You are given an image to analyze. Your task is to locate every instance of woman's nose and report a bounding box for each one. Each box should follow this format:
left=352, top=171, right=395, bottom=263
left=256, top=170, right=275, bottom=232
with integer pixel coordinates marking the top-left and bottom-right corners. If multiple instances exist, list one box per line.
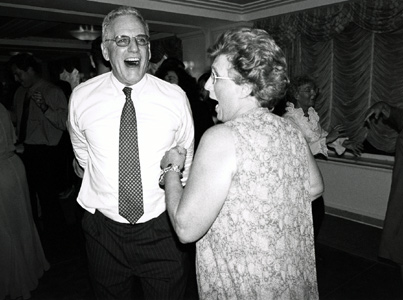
left=204, top=76, right=213, bottom=92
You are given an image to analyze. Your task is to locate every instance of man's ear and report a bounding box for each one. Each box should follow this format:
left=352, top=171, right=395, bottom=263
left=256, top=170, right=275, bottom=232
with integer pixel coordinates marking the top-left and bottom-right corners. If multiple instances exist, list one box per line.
left=148, top=44, right=151, bottom=62
left=101, top=43, right=110, bottom=62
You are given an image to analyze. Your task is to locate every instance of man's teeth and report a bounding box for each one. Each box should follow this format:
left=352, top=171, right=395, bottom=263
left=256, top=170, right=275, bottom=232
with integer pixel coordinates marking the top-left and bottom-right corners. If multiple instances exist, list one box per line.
left=125, top=58, right=140, bottom=66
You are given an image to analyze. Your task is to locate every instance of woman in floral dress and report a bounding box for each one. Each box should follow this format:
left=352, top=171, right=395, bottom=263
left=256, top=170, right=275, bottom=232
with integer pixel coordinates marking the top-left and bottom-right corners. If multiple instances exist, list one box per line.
left=159, top=28, right=324, bottom=299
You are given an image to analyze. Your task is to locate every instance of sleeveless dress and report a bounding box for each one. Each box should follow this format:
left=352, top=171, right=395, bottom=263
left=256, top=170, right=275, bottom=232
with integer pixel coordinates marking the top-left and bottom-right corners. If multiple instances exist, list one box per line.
left=0, top=103, right=49, bottom=299
left=196, top=107, right=319, bottom=299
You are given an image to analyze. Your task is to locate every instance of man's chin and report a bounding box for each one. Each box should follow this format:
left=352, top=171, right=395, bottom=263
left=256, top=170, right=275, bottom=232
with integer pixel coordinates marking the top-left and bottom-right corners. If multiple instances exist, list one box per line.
left=116, top=72, right=145, bottom=86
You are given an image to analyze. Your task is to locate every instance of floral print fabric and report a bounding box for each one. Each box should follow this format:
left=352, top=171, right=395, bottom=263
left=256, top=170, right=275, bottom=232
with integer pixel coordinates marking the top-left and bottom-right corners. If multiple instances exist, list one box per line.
left=196, top=107, right=319, bottom=300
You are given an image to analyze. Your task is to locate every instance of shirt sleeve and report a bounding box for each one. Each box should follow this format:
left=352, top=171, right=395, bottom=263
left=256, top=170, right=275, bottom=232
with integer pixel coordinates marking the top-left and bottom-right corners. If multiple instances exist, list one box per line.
left=328, top=137, right=347, bottom=155
left=285, top=113, right=329, bottom=157
left=67, top=91, right=88, bottom=171
left=175, top=95, right=195, bottom=184
left=43, top=87, right=68, bottom=131
left=309, top=137, right=329, bottom=157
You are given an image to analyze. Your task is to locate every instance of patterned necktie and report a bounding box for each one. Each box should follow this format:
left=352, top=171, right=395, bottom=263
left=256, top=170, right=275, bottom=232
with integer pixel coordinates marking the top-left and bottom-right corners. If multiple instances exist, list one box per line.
left=119, top=87, right=144, bottom=224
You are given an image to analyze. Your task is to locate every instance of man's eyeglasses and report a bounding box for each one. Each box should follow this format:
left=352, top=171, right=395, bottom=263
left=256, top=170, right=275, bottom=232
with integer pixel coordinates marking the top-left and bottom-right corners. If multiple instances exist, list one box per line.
left=104, top=35, right=150, bottom=47
left=210, top=71, right=233, bottom=85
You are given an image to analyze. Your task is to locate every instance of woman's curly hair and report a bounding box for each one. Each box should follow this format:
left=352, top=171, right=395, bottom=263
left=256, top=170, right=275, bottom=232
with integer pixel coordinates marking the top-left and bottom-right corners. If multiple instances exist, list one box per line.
left=208, top=27, right=289, bottom=109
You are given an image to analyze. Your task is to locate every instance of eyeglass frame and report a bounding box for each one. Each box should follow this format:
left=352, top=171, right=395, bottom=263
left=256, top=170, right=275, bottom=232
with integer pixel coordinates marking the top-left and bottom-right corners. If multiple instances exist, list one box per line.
left=210, top=71, right=233, bottom=85
left=104, top=34, right=150, bottom=47
left=298, top=87, right=319, bottom=94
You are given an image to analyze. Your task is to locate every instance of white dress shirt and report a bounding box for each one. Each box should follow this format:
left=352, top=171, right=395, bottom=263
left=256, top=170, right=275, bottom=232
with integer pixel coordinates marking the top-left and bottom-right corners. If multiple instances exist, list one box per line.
left=68, top=72, right=194, bottom=223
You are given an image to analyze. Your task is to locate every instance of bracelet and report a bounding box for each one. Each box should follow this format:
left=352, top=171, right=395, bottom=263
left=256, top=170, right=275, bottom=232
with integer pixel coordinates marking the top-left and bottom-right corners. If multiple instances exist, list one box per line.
left=159, top=164, right=182, bottom=186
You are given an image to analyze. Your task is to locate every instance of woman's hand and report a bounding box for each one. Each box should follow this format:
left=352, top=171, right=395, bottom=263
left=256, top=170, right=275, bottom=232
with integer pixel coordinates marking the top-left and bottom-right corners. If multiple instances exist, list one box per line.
left=161, top=146, right=187, bottom=169
left=342, top=140, right=364, bottom=156
left=326, top=124, right=346, bottom=143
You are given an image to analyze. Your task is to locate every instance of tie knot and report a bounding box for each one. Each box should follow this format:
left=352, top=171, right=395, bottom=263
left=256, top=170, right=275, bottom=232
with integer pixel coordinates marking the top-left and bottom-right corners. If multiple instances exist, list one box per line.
left=123, top=87, right=132, bottom=99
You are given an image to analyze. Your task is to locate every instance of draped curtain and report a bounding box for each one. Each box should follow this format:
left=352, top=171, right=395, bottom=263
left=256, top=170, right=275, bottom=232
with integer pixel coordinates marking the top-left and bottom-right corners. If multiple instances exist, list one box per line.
left=255, top=0, right=403, bottom=154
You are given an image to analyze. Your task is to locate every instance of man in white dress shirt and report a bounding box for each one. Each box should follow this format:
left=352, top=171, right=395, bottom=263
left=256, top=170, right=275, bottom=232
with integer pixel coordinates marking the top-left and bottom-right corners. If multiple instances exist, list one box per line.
left=67, top=6, right=195, bottom=299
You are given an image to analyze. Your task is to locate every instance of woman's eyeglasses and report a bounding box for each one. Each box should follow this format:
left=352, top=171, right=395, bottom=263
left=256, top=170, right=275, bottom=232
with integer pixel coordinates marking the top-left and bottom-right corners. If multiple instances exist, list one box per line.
left=104, top=35, right=150, bottom=47
left=299, top=87, right=319, bottom=94
left=210, top=72, right=233, bottom=85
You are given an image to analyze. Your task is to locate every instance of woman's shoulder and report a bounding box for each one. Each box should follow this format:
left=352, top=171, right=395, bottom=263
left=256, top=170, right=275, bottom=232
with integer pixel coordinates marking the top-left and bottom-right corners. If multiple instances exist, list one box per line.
left=196, top=124, right=236, bottom=153
left=202, top=124, right=233, bottom=141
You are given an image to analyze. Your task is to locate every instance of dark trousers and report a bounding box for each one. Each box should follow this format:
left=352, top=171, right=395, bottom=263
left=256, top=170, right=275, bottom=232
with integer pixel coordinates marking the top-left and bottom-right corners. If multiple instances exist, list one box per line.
left=312, top=196, right=325, bottom=241
left=21, top=144, right=65, bottom=230
left=57, top=130, right=75, bottom=191
left=82, top=210, right=191, bottom=300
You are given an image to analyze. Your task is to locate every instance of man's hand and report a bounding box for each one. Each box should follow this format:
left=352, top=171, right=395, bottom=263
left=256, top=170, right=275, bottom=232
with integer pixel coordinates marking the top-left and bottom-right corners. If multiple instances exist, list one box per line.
left=160, top=146, right=187, bottom=170
left=365, top=102, right=391, bottom=127
left=31, top=91, right=49, bottom=112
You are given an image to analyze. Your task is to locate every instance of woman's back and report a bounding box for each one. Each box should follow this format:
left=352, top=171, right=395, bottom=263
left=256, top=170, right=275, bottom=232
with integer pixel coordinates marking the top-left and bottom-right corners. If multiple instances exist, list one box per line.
left=196, top=107, right=318, bottom=299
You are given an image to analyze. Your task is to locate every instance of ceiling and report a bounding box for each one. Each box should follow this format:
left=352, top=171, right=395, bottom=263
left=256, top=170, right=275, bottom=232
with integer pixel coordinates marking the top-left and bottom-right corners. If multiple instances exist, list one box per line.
left=0, top=0, right=347, bottom=63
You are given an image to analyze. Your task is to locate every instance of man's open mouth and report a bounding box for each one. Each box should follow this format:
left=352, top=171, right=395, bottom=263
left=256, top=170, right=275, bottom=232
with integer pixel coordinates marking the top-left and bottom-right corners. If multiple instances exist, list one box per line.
left=125, top=58, right=140, bottom=66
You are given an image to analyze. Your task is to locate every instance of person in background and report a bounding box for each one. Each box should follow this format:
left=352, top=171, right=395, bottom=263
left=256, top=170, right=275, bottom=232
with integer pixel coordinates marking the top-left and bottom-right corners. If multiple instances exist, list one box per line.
left=158, top=56, right=185, bottom=71
left=67, top=6, right=195, bottom=299
left=90, top=36, right=111, bottom=76
left=160, top=27, right=323, bottom=299
left=278, top=75, right=363, bottom=241
left=197, top=71, right=218, bottom=124
left=281, top=75, right=363, bottom=157
left=148, top=43, right=167, bottom=75
left=156, top=65, right=214, bottom=151
left=47, top=62, right=76, bottom=202
left=365, top=101, right=403, bottom=283
left=0, top=102, right=49, bottom=300
left=8, top=52, right=68, bottom=233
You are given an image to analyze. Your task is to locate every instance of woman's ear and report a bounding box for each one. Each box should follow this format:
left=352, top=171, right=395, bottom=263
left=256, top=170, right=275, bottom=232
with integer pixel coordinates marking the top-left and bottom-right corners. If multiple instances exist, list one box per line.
left=240, top=83, right=253, bottom=99
left=294, top=90, right=300, bottom=101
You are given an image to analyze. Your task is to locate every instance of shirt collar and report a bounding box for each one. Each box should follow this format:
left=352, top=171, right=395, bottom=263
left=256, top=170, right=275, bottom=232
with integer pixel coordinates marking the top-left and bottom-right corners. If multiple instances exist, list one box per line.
left=110, top=73, right=148, bottom=96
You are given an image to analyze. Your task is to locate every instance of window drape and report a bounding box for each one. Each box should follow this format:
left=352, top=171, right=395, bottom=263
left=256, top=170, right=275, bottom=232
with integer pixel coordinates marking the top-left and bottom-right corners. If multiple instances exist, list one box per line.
left=255, top=0, right=403, bottom=153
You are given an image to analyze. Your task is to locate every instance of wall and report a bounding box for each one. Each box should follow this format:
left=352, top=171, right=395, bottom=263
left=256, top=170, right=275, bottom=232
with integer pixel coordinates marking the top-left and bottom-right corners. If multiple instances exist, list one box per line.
left=180, top=21, right=253, bottom=80
left=181, top=32, right=208, bottom=81
left=317, top=153, right=393, bottom=227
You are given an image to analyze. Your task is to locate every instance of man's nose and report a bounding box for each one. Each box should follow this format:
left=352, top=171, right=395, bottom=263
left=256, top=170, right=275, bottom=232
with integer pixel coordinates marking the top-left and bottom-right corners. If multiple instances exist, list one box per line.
left=127, top=38, right=139, bottom=52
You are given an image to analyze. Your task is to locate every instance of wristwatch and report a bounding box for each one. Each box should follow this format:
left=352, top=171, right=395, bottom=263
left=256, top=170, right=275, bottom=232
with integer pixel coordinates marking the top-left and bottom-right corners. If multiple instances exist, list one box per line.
left=159, top=164, right=183, bottom=186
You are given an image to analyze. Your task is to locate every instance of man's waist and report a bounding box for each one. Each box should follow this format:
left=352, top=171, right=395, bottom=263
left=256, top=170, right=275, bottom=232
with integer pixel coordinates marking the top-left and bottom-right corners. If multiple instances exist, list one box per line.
left=22, top=127, right=63, bottom=146
left=77, top=196, right=166, bottom=224
left=93, top=209, right=166, bottom=226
